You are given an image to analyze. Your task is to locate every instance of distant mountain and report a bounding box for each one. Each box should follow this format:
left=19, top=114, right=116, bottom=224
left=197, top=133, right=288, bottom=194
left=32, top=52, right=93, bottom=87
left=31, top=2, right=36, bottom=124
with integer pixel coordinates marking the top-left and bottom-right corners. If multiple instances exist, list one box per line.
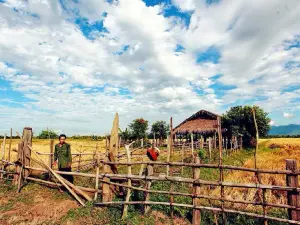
left=269, top=124, right=300, bottom=135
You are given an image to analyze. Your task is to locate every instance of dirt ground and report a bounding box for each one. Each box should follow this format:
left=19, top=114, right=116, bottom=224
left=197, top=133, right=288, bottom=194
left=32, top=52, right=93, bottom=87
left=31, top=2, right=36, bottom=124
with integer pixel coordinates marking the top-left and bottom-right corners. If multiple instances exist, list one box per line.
left=0, top=181, right=190, bottom=225
left=0, top=182, right=79, bottom=225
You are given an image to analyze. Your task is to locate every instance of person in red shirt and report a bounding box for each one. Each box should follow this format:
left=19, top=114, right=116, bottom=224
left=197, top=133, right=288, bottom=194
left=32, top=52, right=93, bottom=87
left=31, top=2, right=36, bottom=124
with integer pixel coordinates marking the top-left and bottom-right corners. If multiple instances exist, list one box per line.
left=146, top=146, right=160, bottom=161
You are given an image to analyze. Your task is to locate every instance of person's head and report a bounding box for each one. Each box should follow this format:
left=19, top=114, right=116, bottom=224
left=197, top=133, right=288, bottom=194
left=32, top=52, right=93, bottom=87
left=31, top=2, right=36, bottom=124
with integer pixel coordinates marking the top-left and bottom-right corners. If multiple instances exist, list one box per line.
left=59, top=134, right=67, bottom=144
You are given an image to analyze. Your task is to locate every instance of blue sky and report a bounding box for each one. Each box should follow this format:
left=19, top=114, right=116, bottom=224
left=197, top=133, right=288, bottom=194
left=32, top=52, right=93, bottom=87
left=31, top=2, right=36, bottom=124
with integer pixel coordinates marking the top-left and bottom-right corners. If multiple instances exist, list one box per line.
left=0, top=0, right=299, bottom=134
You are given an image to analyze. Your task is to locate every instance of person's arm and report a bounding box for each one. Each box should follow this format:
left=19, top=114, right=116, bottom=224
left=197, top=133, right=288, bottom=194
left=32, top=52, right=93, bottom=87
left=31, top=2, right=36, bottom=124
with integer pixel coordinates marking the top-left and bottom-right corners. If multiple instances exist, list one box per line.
left=67, top=144, right=72, bottom=168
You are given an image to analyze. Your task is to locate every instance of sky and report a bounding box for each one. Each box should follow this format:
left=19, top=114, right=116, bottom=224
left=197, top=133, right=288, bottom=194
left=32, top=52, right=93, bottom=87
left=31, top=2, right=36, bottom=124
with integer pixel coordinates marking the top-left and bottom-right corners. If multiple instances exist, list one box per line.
left=0, top=0, right=299, bottom=135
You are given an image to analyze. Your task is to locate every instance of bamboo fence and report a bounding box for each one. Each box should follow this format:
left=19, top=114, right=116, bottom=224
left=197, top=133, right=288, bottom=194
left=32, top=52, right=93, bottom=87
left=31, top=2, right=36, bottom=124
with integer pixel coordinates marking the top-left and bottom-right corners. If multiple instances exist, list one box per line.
left=1, top=121, right=300, bottom=224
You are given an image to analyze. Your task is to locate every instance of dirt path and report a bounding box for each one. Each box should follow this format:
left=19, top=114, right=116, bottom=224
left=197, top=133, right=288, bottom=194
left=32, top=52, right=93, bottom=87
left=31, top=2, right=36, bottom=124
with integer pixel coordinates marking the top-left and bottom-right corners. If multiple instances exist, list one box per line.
left=0, top=182, right=78, bottom=225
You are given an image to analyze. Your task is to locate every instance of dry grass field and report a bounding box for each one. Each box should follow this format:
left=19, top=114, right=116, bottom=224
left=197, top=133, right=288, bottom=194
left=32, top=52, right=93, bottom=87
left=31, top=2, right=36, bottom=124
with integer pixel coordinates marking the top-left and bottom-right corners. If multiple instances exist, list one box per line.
left=214, top=138, right=300, bottom=213
left=1, top=138, right=106, bottom=168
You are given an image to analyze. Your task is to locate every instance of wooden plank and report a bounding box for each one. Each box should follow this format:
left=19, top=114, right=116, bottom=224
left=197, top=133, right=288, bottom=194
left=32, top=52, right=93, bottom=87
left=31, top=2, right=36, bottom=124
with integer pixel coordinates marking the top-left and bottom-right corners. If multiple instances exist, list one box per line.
left=29, top=146, right=86, bottom=206
left=110, top=113, right=119, bottom=162
left=192, top=155, right=201, bottom=225
left=286, top=159, right=300, bottom=222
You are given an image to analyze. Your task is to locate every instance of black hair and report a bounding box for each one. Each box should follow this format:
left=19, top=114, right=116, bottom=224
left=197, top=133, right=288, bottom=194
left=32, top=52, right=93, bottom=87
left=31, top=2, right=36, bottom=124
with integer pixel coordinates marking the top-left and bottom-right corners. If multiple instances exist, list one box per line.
left=59, top=134, right=67, bottom=140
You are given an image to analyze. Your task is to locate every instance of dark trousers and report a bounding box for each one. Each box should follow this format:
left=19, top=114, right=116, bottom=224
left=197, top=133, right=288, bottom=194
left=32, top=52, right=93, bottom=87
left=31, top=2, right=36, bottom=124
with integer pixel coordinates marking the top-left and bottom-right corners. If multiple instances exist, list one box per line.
left=59, top=167, right=74, bottom=184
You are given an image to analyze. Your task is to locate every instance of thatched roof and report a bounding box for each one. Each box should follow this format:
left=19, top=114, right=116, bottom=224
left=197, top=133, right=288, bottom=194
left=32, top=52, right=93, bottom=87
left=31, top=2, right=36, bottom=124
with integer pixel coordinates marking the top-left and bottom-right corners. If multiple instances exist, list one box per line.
left=173, top=109, right=220, bottom=134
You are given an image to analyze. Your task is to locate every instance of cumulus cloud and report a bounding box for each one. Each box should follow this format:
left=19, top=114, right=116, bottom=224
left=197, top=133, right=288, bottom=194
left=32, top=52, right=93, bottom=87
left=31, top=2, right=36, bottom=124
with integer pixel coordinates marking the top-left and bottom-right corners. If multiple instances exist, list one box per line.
left=0, top=0, right=299, bottom=134
left=283, top=112, right=295, bottom=119
left=269, top=120, right=275, bottom=126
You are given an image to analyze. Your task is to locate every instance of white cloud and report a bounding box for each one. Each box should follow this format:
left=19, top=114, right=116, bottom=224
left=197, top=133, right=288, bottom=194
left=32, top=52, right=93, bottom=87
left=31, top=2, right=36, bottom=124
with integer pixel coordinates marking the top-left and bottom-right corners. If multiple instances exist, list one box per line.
left=283, top=112, right=295, bottom=119
left=0, top=0, right=299, bottom=134
left=269, top=120, right=275, bottom=126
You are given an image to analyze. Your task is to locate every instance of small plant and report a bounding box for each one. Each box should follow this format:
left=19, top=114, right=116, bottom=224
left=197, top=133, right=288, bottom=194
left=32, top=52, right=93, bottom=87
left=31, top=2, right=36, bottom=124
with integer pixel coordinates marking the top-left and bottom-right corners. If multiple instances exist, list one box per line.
left=198, top=148, right=206, bottom=160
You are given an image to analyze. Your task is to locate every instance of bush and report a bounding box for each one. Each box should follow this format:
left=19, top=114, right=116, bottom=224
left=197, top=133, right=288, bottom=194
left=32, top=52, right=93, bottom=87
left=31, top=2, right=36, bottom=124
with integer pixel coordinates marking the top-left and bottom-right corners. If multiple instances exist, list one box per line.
left=37, top=130, right=58, bottom=139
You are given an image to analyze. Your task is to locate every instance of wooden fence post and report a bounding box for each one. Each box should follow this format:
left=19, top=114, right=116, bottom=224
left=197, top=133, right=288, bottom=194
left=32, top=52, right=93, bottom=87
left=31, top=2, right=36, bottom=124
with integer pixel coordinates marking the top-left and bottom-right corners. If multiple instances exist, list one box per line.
left=0, top=133, right=6, bottom=179
left=1, top=133, right=6, bottom=161
left=144, top=164, right=153, bottom=214
left=122, top=145, right=132, bottom=218
left=14, top=142, right=23, bottom=185
left=8, top=129, right=12, bottom=162
left=49, top=139, right=54, bottom=169
left=286, top=159, right=300, bottom=222
left=22, top=127, right=32, bottom=178
left=192, top=154, right=201, bottom=225
left=208, top=137, right=212, bottom=160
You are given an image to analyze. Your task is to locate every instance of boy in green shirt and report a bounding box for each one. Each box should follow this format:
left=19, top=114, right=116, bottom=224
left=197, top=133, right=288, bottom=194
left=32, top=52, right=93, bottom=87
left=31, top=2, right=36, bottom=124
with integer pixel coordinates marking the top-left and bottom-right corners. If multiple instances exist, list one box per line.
left=53, top=134, right=74, bottom=183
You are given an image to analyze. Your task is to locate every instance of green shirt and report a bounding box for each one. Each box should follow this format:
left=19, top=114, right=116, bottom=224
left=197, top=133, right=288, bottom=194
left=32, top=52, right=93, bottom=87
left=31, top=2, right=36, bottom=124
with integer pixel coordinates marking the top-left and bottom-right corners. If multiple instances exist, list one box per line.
left=54, top=143, right=72, bottom=169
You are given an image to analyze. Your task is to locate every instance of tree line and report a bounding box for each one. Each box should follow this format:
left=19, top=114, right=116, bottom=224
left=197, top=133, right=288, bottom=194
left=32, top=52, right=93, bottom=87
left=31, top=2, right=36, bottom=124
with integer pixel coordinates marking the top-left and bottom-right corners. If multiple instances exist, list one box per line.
left=34, top=106, right=277, bottom=147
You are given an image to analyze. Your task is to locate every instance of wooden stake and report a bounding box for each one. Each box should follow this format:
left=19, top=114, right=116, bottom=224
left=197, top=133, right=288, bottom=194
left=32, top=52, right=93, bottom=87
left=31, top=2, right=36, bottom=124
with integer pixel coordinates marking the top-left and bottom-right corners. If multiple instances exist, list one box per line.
left=22, top=127, right=32, bottom=178
left=1, top=133, right=6, bottom=161
left=286, top=159, right=300, bottom=222
left=8, top=129, right=12, bottom=162
left=122, top=145, right=132, bottom=218
left=170, top=117, right=173, bottom=155
left=252, top=107, right=259, bottom=169
left=217, top=116, right=226, bottom=224
left=192, top=155, right=201, bottom=225
left=144, top=164, right=153, bottom=214
left=49, top=139, right=54, bottom=169
left=94, top=145, right=100, bottom=201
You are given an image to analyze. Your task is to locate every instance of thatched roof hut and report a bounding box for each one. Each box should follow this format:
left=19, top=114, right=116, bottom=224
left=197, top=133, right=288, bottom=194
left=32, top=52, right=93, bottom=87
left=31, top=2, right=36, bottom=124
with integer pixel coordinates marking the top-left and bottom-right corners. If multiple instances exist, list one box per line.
left=173, top=109, right=221, bottom=134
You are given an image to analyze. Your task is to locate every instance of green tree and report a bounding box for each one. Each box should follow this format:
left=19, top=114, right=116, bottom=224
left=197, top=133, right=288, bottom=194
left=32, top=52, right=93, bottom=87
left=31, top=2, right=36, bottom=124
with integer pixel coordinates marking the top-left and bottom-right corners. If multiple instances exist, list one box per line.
left=151, top=121, right=169, bottom=140
left=222, top=106, right=271, bottom=147
left=129, top=118, right=148, bottom=140
left=37, top=130, right=58, bottom=139
left=119, top=128, right=131, bottom=141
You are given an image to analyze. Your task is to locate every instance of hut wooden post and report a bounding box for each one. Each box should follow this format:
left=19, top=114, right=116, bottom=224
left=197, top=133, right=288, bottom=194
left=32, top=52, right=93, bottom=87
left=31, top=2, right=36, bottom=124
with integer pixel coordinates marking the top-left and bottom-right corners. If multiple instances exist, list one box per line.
left=286, top=159, right=300, bottom=222
left=239, top=136, right=243, bottom=150
left=144, top=164, right=153, bottom=214
left=191, top=133, right=194, bottom=160
left=49, top=139, right=54, bottom=169
left=181, top=141, right=185, bottom=176
left=200, top=135, right=204, bottom=149
left=122, top=145, right=132, bottom=218
left=192, top=155, right=201, bottom=225
left=208, top=137, right=212, bottom=160
left=8, top=128, right=12, bottom=162
left=214, top=132, right=217, bottom=149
